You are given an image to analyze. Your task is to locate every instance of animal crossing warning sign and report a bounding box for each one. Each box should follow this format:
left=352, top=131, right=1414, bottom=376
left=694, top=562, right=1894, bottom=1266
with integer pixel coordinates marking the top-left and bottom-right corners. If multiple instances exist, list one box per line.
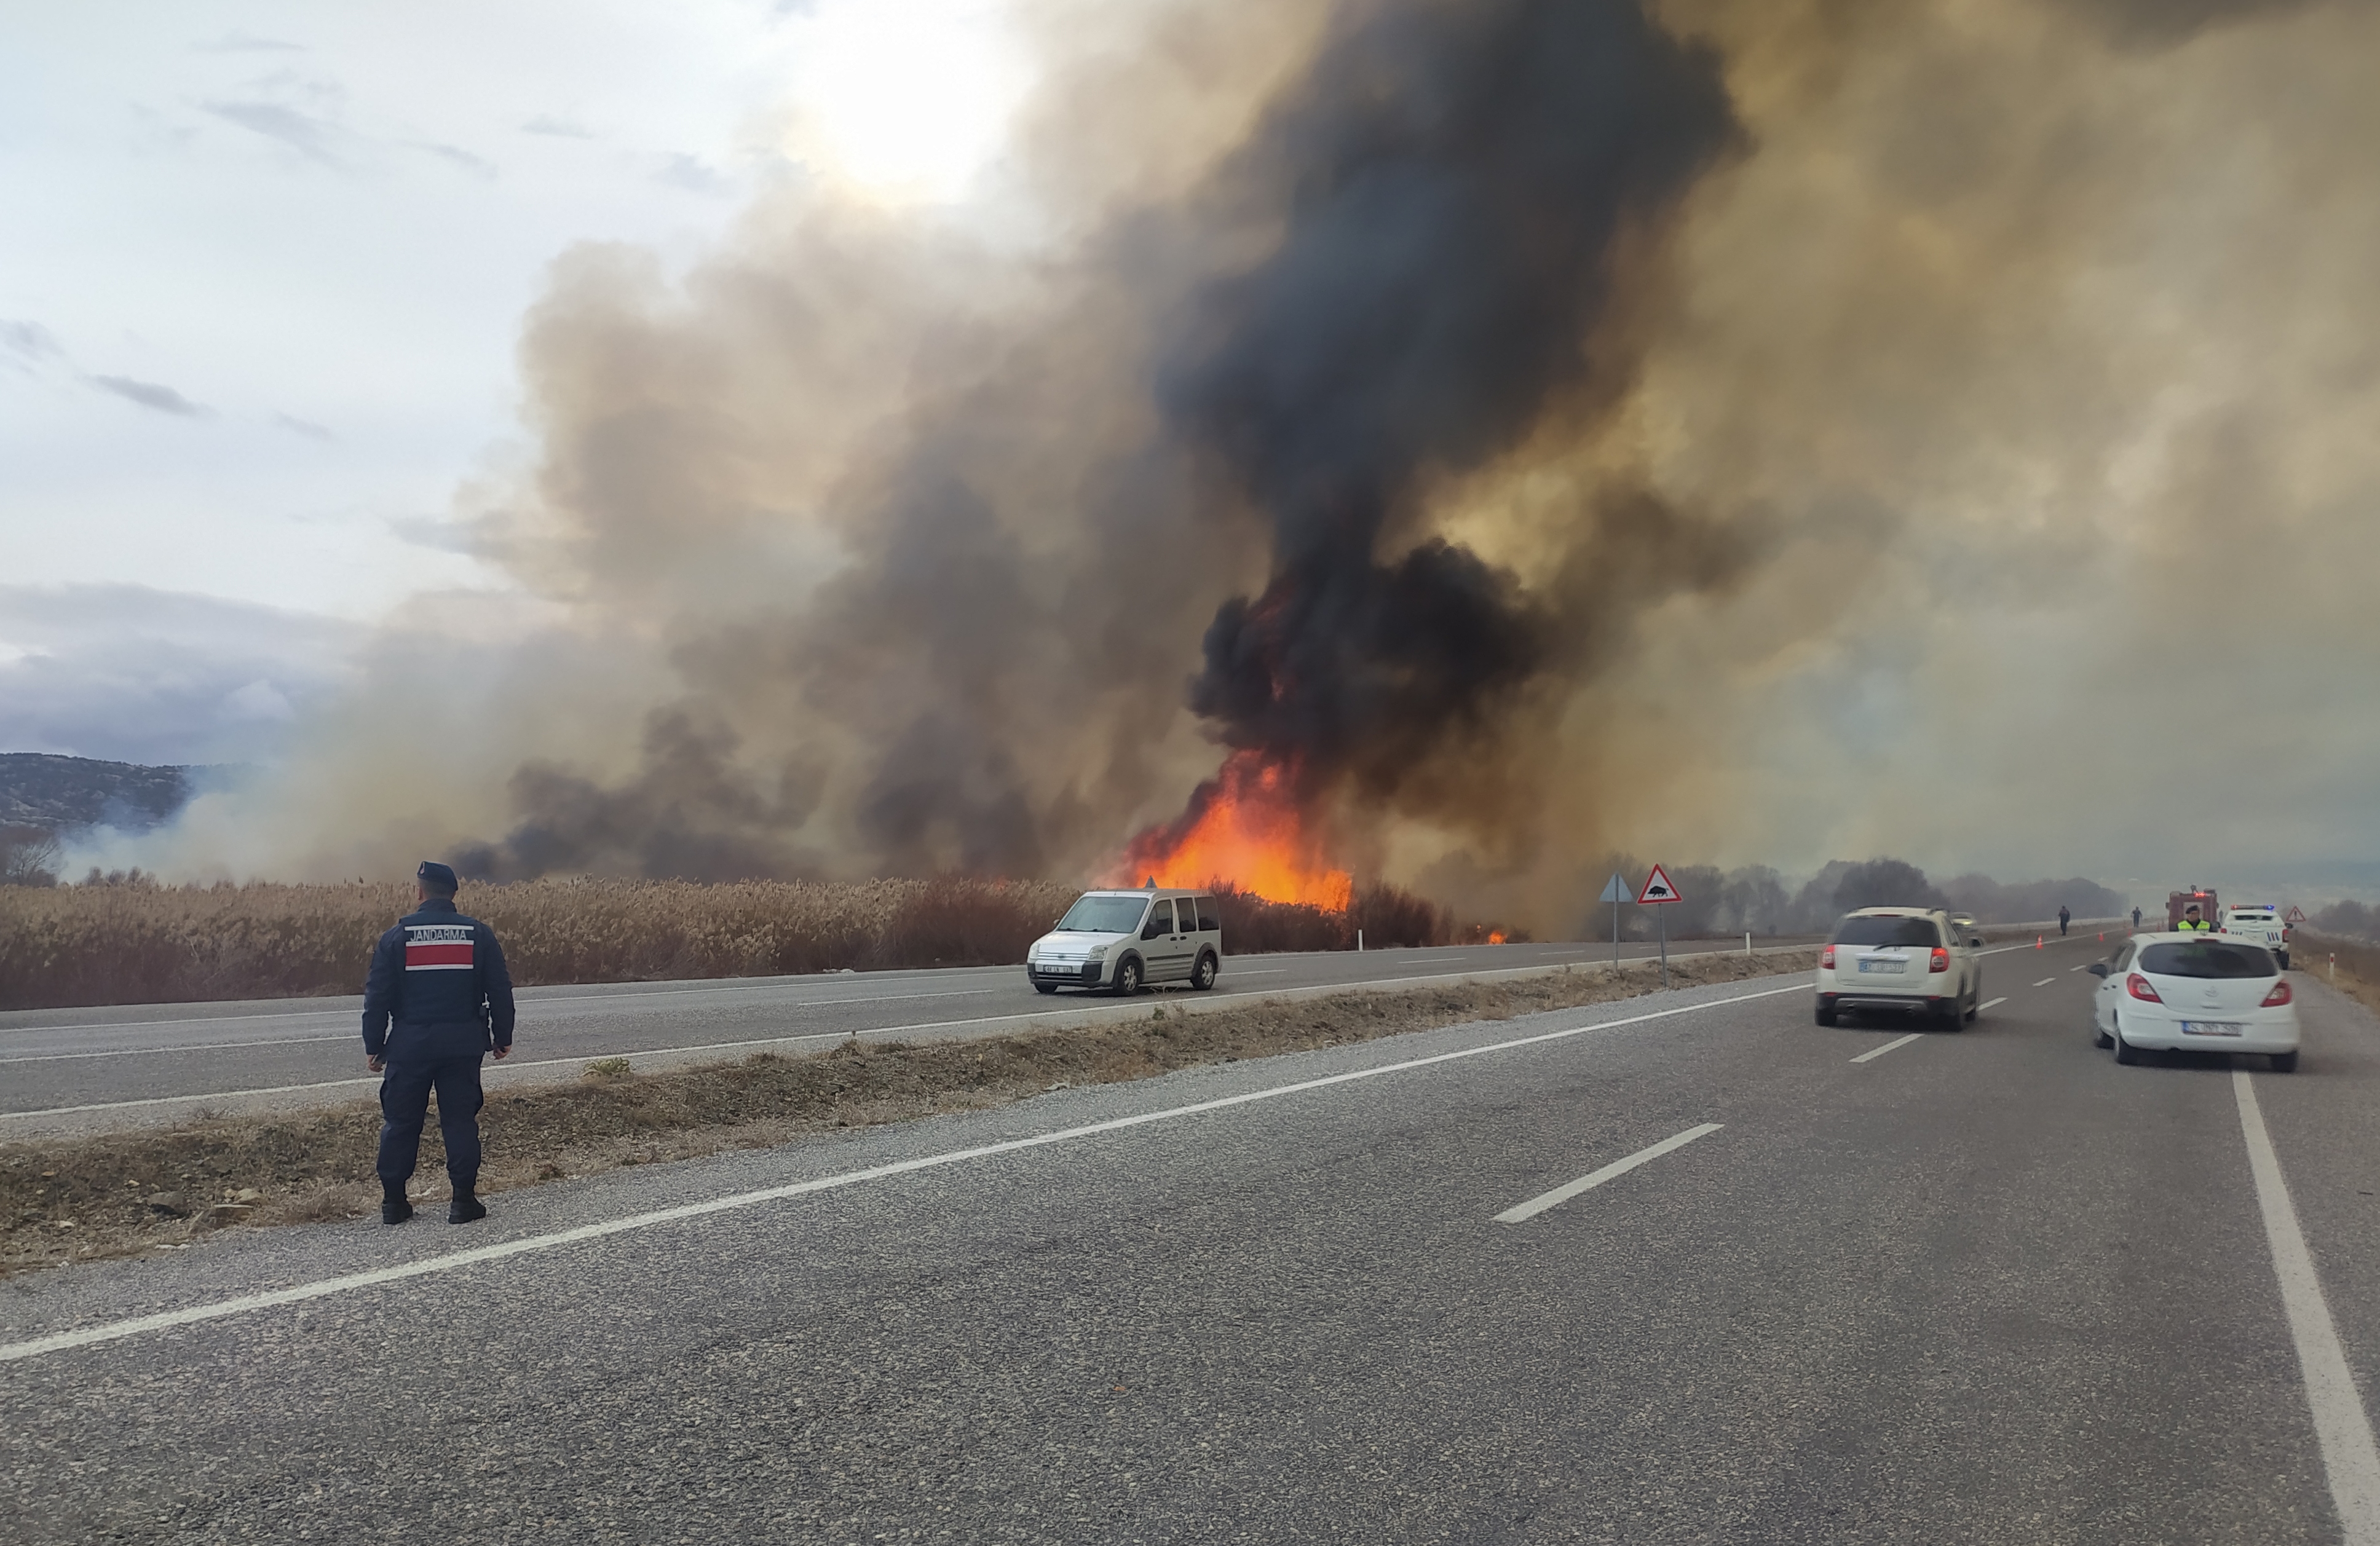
left=1637, top=864, right=1683, bottom=905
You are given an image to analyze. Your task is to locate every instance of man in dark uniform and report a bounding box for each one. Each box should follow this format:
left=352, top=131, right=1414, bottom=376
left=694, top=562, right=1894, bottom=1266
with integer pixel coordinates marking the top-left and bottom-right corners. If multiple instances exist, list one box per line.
left=362, top=861, right=515, bottom=1225
left=2058, top=905, right=2071, bottom=936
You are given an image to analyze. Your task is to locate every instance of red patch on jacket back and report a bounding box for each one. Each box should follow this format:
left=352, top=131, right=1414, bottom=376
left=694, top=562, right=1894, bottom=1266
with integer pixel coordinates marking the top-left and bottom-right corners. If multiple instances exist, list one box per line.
left=403, top=924, right=475, bottom=971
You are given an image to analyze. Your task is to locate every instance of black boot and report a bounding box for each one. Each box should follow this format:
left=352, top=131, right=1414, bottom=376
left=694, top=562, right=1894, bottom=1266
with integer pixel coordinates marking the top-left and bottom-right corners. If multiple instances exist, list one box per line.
left=382, top=1189, right=413, bottom=1225
left=448, top=1191, right=487, bottom=1225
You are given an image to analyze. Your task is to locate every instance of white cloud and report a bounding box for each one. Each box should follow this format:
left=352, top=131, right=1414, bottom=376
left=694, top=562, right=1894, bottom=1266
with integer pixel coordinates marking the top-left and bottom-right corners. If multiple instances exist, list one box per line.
left=0, top=585, right=362, bottom=763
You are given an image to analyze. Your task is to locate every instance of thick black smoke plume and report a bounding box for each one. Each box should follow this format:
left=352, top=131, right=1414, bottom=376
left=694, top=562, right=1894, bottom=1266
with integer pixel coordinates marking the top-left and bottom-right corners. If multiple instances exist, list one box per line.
left=1166, top=0, right=1736, bottom=804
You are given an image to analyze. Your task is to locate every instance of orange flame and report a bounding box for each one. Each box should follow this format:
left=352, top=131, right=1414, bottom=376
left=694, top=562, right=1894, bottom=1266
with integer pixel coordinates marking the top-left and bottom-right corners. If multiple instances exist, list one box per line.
left=1119, top=749, right=1353, bottom=910
left=1488, top=931, right=1506, bottom=945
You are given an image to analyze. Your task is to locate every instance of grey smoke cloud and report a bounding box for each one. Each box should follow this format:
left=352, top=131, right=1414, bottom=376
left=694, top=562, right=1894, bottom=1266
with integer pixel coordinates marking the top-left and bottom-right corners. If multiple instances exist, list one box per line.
left=127, top=0, right=2380, bottom=925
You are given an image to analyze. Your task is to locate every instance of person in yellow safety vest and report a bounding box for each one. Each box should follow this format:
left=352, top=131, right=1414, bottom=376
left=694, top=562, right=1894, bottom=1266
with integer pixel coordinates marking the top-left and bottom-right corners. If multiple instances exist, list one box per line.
left=2177, top=904, right=2212, bottom=931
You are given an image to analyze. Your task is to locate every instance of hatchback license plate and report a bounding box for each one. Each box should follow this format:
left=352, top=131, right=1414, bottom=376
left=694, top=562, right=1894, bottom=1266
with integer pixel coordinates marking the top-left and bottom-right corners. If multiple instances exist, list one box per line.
left=1857, top=958, right=1904, bottom=975
left=2180, top=1020, right=2245, bottom=1037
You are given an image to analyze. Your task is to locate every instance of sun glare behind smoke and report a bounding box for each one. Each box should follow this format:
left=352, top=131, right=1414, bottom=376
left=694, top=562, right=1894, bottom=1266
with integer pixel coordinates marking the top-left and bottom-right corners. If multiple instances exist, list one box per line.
left=784, top=0, right=1032, bottom=205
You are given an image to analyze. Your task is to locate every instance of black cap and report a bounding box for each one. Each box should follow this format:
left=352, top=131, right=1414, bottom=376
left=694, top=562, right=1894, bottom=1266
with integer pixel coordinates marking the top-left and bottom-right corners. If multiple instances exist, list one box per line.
left=416, top=860, right=459, bottom=891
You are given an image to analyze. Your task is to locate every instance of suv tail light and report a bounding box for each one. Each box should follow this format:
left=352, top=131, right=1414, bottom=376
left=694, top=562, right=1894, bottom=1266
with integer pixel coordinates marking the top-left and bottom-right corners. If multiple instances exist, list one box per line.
left=2262, top=979, right=2294, bottom=1007
left=2127, top=972, right=2163, bottom=1003
left=1929, top=947, right=1950, bottom=973
left=1821, top=945, right=1835, bottom=969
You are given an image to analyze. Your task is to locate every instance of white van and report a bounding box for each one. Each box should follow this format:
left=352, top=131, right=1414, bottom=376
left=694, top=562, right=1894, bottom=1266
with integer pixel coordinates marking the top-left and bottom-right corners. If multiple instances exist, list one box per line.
left=1027, top=888, right=1222, bottom=995
left=2220, top=904, right=2290, bottom=969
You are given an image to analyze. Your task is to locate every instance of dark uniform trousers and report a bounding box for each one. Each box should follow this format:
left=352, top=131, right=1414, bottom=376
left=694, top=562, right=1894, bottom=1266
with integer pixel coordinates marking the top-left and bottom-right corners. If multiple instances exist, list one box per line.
left=377, top=1032, right=488, bottom=1193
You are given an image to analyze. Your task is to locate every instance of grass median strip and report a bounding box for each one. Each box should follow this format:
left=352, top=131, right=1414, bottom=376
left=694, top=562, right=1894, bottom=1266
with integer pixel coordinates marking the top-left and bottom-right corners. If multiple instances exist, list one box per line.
left=0, top=947, right=1814, bottom=1276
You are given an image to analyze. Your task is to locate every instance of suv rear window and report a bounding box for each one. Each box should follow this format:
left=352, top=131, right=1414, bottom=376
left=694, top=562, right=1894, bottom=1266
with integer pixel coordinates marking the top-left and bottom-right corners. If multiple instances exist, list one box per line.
left=2140, top=942, right=2277, bottom=979
left=1832, top=917, right=1940, bottom=947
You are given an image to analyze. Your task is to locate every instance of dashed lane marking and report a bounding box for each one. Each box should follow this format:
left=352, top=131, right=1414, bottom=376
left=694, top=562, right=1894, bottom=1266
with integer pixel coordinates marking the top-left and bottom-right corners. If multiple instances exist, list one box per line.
left=1848, top=1033, right=1923, bottom=1065
left=1494, top=1124, right=1724, bottom=1223
left=2032, top=978, right=2057, bottom=988
left=1979, top=997, right=2007, bottom=1011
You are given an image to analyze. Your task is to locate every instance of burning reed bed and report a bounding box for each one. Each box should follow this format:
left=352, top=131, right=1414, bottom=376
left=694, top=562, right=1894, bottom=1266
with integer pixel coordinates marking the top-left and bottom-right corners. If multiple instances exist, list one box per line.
left=0, top=945, right=1816, bottom=1274
left=0, top=875, right=1466, bottom=1011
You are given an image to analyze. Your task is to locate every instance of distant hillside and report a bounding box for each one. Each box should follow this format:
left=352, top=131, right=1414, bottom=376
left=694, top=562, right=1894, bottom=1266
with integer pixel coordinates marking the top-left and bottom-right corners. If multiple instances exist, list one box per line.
left=0, top=754, right=196, bottom=833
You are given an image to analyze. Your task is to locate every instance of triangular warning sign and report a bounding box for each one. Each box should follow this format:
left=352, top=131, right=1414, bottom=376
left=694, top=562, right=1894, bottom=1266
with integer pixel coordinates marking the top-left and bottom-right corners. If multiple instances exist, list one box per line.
left=1637, top=864, right=1683, bottom=905
left=2286, top=906, right=2307, bottom=925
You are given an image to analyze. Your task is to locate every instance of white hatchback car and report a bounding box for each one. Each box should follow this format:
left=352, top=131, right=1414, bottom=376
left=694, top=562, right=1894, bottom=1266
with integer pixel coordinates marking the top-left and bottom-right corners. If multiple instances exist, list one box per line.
left=2087, top=933, right=2299, bottom=1071
left=1815, top=907, right=1985, bottom=1028
left=1026, top=888, right=1222, bottom=996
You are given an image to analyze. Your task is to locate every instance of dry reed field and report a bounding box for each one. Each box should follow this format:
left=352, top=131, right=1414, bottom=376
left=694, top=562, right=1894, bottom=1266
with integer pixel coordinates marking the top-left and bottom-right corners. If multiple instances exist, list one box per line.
left=0, top=875, right=1463, bottom=1011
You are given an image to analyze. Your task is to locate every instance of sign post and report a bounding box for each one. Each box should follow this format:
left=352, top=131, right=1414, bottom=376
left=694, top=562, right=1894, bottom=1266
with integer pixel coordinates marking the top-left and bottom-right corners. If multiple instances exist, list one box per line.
left=1637, top=864, right=1684, bottom=988
left=1597, top=873, right=1629, bottom=969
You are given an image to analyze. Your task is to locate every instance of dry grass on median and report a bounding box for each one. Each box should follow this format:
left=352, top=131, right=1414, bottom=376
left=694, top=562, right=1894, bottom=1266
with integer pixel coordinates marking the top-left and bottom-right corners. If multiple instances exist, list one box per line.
left=2298, top=931, right=2380, bottom=1019
left=0, top=946, right=1816, bottom=1276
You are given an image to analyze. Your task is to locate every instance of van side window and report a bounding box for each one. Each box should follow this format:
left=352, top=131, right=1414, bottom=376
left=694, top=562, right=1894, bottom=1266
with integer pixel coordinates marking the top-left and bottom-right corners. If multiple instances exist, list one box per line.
left=1196, top=896, right=1220, bottom=933
left=1141, top=900, right=1172, bottom=941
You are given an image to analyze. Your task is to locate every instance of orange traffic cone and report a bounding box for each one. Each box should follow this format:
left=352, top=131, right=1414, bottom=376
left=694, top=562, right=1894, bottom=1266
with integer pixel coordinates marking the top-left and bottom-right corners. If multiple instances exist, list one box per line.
left=2036, top=935, right=2044, bottom=948
left=2098, top=931, right=2105, bottom=942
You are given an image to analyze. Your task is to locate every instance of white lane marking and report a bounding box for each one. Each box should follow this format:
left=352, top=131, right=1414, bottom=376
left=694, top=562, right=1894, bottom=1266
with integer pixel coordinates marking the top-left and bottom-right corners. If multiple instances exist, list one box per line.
left=0, top=1034, right=354, bottom=1065
left=1979, top=997, right=2007, bottom=1011
left=1493, top=1124, right=1723, bottom=1223
left=0, top=977, right=1006, bottom=1040
left=2032, top=978, right=2057, bottom=988
left=2069, top=963, right=2095, bottom=972
left=0, top=988, right=1005, bottom=1067
left=2233, top=1070, right=2380, bottom=1542
left=0, top=954, right=1816, bottom=1124
left=1849, top=1033, right=1923, bottom=1065
left=0, top=980, right=1811, bottom=1364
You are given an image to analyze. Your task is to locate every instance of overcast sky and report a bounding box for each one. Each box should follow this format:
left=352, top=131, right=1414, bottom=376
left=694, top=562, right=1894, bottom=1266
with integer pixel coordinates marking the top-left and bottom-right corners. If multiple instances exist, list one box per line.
left=0, top=0, right=1027, bottom=763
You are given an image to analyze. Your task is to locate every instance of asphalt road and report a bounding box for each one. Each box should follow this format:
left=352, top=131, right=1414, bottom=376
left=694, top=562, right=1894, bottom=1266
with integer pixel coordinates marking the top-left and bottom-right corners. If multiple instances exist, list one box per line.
left=7, top=928, right=2375, bottom=1542
left=0, top=936, right=1826, bottom=1130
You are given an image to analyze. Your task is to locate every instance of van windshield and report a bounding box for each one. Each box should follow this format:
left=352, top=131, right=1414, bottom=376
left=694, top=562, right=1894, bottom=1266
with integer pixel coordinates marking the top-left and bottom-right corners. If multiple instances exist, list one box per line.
left=1056, top=895, right=1149, bottom=934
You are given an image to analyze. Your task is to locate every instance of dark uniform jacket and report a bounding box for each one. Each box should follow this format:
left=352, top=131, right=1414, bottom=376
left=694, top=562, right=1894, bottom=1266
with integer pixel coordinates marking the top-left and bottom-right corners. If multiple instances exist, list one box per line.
left=362, top=899, right=516, bottom=1060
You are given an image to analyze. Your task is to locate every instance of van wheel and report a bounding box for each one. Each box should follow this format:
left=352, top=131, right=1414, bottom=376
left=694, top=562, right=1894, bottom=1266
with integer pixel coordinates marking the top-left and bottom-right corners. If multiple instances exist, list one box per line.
left=1112, top=957, right=1143, bottom=996
left=1192, top=952, right=1219, bottom=991
left=1033, top=981, right=1058, bottom=995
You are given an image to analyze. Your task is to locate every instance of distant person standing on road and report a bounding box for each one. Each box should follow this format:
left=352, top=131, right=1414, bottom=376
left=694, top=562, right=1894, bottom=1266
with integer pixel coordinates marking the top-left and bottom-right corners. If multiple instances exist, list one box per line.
left=2058, top=905, right=2071, bottom=936
left=362, top=861, right=515, bottom=1225
left=2132, top=906, right=2143, bottom=931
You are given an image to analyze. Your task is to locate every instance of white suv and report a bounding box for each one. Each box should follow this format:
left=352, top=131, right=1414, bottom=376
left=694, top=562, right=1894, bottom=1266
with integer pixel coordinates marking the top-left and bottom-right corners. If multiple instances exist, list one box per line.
left=1026, top=888, right=1222, bottom=996
left=2220, top=904, right=2290, bottom=969
left=1816, top=907, right=1984, bottom=1028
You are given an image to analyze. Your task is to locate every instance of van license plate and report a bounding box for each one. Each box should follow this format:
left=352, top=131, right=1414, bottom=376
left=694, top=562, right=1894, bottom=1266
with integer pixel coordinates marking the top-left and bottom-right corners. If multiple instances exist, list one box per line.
left=2180, top=1021, right=2244, bottom=1037
left=1857, top=958, right=1904, bottom=975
